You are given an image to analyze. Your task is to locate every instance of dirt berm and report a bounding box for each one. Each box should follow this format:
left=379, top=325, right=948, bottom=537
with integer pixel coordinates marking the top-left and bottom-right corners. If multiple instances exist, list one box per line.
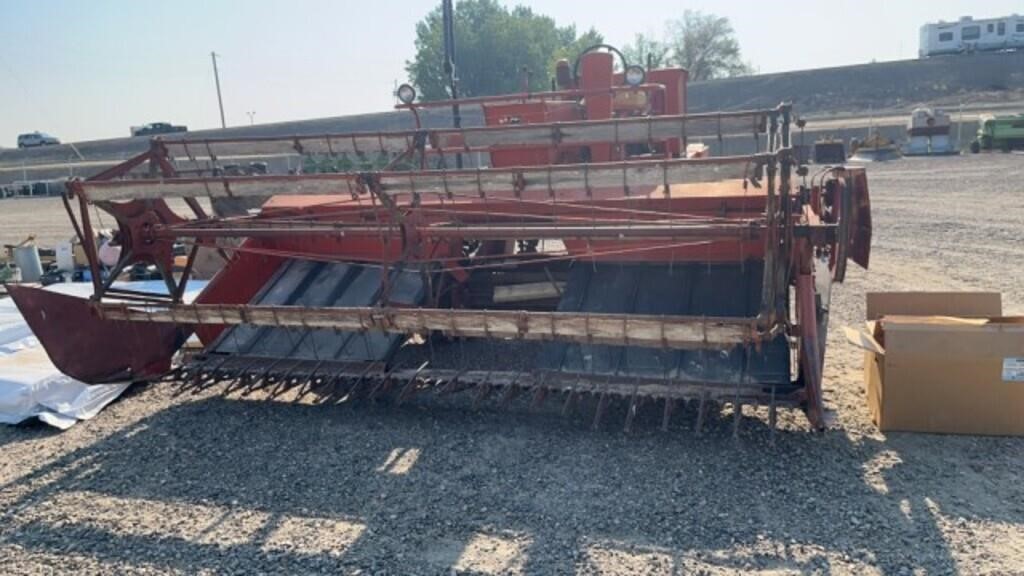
left=689, top=51, right=1024, bottom=115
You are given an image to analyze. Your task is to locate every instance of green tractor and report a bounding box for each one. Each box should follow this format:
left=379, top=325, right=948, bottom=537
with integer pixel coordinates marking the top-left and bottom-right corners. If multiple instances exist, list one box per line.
left=970, top=113, right=1024, bottom=153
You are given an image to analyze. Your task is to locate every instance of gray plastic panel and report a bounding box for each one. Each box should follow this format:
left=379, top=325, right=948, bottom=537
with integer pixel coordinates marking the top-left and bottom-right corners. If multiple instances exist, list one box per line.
left=211, top=261, right=426, bottom=363
left=539, top=262, right=791, bottom=387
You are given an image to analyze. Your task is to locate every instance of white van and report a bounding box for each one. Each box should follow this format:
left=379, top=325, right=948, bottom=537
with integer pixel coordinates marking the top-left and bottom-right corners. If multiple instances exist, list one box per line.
left=17, top=132, right=61, bottom=148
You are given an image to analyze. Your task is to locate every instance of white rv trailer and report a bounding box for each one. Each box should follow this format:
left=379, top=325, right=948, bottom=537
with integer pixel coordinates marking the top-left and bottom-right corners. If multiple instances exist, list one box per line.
left=919, top=15, right=1024, bottom=57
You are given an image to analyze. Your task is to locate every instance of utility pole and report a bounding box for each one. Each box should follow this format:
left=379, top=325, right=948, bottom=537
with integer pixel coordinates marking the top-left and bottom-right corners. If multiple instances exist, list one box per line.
left=957, top=100, right=964, bottom=149
left=442, top=0, right=461, bottom=168
left=246, top=111, right=256, bottom=126
left=211, top=51, right=226, bottom=129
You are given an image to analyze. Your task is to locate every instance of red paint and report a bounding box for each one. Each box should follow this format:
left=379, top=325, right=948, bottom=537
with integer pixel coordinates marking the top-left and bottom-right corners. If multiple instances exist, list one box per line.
left=580, top=51, right=614, bottom=162
left=192, top=240, right=284, bottom=344
left=6, top=284, right=189, bottom=384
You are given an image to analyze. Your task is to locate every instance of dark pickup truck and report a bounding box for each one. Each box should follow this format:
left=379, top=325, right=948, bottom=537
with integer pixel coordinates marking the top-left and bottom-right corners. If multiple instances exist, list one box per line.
left=131, top=122, right=187, bottom=137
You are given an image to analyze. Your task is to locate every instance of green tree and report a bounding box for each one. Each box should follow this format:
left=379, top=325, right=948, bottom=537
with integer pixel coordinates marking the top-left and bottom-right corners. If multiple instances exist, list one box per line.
left=663, top=11, right=752, bottom=81
left=406, top=0, right=603, bottom=100
left=624, top=12, right=751, bottom=81
left=622, top=33, right=670, bottom=70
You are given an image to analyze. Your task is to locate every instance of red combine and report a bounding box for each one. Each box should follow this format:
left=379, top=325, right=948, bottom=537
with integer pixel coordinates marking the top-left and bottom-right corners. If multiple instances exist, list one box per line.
left=7, top=48, right=871, bottom=432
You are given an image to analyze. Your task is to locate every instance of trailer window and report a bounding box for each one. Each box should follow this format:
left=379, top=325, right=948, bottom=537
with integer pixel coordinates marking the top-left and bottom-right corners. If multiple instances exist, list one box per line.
left=998, top=22, right=1005, bottom=35
left=939, top=31, right=954, bottom=42
left=961, top=25, right=981, bottom=40
left=1017, top=22, right=1024, bottom=32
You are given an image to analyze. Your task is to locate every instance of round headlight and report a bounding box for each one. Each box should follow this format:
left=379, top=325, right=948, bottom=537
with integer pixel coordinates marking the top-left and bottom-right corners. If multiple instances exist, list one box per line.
left=624, top=65, right=646, bottom=87
left=396, top=83, right=417, bottom=105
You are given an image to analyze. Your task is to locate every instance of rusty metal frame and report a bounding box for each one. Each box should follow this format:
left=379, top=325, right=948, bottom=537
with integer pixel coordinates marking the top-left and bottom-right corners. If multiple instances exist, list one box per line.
left=99, top=301, right=772, bottom=350
left=63, top=146, right=798, bottom=319
left=394, top=82, right=669, bottom=110
left=74, top=152, right=774, bottom=202
left=146, top=107, right=774, bottom=161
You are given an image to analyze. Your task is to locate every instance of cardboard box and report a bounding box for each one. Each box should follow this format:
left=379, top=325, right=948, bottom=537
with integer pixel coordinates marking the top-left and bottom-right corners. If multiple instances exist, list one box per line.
left=846, top=292, right=1024, bottom=436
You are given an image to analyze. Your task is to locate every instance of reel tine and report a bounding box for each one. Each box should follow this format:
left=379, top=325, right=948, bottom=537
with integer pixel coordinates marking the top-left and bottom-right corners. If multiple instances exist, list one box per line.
left=369, top=363, right=403, bottom=401
left=223, top=357, right=261, bottom=395
left=189, top=356, right=226, bottom=392
left=472, top=370, right=495, bottom=410
left=623, top=391, right=639, bottom=434
left=563, top=372, right=584, bottom=418
left=173, top=365, right=201, bottom=396
left=732, top=401, right=743, bottom=440
left=695, top=391, right=709, bottom=436
left=300, top=368, right=336, bottom=402
left=344, top=361, right=380, bottom=403
left=314, top=372, right=345, bottom=405
left=272, top=359, right=309, bottom=398
left=529, top=388, right=547, bottom=410
left=592, top=392, right=609, bottom=431
left=525, top=371, right=543, bottom=410
left=561, top=390, right=577, bottom=418
left=397, top=361, right=429, bottom=405
left=244, top=357, right=289, bottom=396
left=170, top=356, right=798, bottom=438
left=499, top=382, right=519, bottom=407
left=472, top=382, right=492, bottom=410
left=162, top=367, right=184, bottom=385
left=280, top=360, right=324, bottom=400
left=206, top=355, right=234, bottom=382
left=436, top=368, right=467, bottom=396
left=661, top=398, right=675, bottom=432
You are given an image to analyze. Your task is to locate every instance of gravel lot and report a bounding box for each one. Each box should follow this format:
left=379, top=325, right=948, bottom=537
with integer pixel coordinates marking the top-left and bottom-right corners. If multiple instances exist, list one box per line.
left=0, top=198, right=207, bottom=250
left=1, top=153, right=1022, bottom=574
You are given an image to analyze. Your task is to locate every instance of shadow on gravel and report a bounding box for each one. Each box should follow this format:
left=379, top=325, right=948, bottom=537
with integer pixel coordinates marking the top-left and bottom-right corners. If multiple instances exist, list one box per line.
left=0, top=419, right=62, bottom=449
left=1, top=394, right=1021, bottom=574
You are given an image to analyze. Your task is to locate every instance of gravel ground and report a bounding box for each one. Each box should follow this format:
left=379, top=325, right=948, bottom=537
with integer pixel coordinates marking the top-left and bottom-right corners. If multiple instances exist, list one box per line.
left=1, top=153, right=1023, bottom=574
left=0, top=198, right=207, bottom=250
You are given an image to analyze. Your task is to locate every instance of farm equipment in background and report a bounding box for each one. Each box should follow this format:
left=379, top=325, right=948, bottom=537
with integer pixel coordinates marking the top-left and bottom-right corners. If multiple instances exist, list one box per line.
left=813, top=138, right=846, bottom=164
left=6, top=47, right=872, bottom=433
left=849, top=131, right=902, bottom=162
left=903, top=108, right=958, bottom=156
left=970, top=113, right=1024, bottom=153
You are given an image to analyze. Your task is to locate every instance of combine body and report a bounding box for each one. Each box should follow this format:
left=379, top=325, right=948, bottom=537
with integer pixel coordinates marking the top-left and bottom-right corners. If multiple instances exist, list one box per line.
left=970, top=113, right=1024, bottom=153
left=8, top=51, right=872, bottom=432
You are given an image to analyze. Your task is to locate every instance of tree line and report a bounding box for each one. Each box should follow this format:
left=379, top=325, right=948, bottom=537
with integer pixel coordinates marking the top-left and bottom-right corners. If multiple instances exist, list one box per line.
left=406, top=0, right=751, bottom=101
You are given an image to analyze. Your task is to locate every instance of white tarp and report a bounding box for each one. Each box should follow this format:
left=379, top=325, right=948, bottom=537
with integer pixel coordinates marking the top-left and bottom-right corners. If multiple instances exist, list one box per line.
left=0, top=281, right=206, bottom=429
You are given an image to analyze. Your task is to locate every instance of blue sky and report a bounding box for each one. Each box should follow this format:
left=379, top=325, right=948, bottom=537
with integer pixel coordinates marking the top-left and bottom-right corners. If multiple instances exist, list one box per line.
left=1, top=0, right=1019, bottom=144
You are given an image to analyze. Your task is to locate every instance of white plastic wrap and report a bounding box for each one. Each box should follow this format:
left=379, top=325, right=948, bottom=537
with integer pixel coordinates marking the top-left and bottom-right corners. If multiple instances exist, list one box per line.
left=0, top=281, right=205, bottom=429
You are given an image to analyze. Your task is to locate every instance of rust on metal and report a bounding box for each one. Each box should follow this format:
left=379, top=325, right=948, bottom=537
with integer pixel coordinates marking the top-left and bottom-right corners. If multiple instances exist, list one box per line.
left=8, top=46, right=872, bottom=434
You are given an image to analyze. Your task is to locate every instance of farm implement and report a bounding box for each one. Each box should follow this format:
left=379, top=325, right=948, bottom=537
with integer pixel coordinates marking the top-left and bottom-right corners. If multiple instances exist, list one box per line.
left=7, top=49, right=871, bottom=432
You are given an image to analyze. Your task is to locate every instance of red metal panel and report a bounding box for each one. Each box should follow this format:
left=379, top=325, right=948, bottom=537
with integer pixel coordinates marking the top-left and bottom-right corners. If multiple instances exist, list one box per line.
left=847, top=168, right=873, bottom=269
left=645, top=69, right=687, bottom=116
left=6, top=284, right=188, bottom=384
left=645, top=68, right=688, bottom=157
left=580, top=51, right=614, bottom=162
left=193, top=240, right=284, bottom=344
left=796, top=272, right=825, bottom=430
left=484, top=101, right=581, bottom=167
